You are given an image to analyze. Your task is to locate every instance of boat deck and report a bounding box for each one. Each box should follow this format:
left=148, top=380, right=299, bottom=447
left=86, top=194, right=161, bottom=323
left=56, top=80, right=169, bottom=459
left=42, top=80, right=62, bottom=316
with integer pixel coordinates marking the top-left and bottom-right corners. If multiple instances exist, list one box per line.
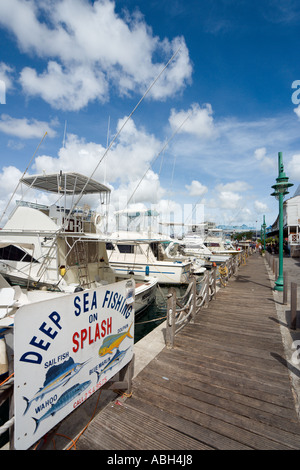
left=76, top=253, right=300, bottom=450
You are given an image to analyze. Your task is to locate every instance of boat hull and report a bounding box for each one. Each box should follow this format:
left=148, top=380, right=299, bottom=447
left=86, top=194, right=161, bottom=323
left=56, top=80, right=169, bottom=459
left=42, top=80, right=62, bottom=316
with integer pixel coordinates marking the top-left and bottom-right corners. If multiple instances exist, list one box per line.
left=134, top=279, right=157, bottom=315
left=109, top=260, right=191, bottom=285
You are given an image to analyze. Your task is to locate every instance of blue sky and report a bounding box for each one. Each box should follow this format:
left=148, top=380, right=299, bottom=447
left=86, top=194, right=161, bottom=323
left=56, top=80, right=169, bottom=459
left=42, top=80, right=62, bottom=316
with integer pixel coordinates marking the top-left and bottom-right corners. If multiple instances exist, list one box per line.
left=0, top=0, right=300, bottom=233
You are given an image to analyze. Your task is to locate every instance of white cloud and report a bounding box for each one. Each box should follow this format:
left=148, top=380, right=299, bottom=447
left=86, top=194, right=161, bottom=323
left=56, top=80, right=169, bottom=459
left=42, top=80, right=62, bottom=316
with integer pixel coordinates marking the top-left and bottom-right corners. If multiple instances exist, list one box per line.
left=254, top=147, right=267, bottom=161
left=185, top=180, right=208, bottom=197
left=0, top=62, right=14, bottom=91
left=32, top=116, right=165, bottom=208
left=218, top=191, right=242, bottom=210
left=0, top=114, right=58, bottom=139
left=0, top=165, right=22, bottom=195
left=169, top=103, right=215, bottom=138
left=121, top=171, right=165, bottom=205
left=254, top=200, right=268, bottom=213
left=216, top=181, right=252, bottom=192
left=20, top=62, right=108, bottom=111
left=254, top=147, right=275, bottom=171
left=294, top=105, right=300, bottom=119
left=7, top=140, right=25, bottom=150
left=287, top=154, right=300, bottom=180
left=0, top=165, right=23, bottom=220
left=0, top=0, right=192, bottom=110
left=33, top=116, right=162, bottom=185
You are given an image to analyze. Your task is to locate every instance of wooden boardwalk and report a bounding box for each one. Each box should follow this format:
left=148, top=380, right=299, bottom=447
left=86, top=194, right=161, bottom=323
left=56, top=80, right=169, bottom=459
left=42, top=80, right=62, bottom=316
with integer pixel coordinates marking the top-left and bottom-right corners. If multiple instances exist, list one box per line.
left=76, top=253, right=300, bottom=450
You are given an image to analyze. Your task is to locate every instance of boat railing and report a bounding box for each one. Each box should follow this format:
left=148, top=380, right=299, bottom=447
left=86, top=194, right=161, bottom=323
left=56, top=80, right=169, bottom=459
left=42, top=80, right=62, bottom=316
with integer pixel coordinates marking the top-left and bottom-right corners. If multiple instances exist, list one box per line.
left=16, top=200, right=101, bottom=233
left=166, top=249, right=251, bottom=348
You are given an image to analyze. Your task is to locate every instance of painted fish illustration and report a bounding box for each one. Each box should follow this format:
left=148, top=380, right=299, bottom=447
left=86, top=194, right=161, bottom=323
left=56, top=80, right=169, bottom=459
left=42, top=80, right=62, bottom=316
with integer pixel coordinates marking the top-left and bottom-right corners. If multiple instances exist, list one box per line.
left=95, top=347, right=130, bottom=382
left=98, top=322, right=133, bottom=356
left=23, top=357, right=90, bottom=414
left=32, top=380, right=91, bottom=433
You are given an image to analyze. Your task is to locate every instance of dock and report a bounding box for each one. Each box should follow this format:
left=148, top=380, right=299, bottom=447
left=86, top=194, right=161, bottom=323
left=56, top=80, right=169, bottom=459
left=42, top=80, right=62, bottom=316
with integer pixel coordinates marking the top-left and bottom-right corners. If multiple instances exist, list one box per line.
left=71, top=252, right=300, bottom=451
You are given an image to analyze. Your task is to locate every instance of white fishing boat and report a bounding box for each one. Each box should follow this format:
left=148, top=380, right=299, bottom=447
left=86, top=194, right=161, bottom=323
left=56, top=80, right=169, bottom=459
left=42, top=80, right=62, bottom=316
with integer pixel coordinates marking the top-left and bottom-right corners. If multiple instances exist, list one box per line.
left=0, top=172, right=157, bottom=315
left=105, top=230, right=193, bottom=285
left=183, top=224, right=239, bottom=262
left=204, top=228, right=240, bottom=255
left=160, top=240, right=208, bottom=273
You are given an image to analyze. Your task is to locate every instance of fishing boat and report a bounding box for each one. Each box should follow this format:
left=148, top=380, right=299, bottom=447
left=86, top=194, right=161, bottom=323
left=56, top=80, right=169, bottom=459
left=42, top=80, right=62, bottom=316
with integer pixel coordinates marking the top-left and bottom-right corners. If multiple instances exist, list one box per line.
left=182, top=224, right=239, bottom=262
left=159, top=240, right=209, bottom=272
left=204, top=228, right=240, bottom=255
left=0, top=172, right=157, bottom=315
left=105, top=230, right=193, bottom=285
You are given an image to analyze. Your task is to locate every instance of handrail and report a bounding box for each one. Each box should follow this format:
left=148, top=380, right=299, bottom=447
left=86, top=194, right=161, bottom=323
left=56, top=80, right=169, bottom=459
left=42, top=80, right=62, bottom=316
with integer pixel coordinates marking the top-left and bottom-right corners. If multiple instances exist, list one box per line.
left=166, top=249, right=251, bottom=348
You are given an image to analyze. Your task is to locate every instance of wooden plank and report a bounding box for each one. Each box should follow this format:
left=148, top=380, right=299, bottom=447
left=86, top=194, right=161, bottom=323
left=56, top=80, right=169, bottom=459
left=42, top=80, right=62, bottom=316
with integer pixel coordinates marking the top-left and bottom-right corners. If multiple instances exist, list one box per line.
left=125, top=396, right=249, bottom=450
left=131, top=380, right=292, bottom=450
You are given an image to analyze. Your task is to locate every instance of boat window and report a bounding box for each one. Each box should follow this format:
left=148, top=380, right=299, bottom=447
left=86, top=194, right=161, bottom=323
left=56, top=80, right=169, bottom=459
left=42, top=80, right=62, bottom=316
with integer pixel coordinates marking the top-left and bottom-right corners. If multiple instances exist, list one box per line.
left=117, top=244, right=143, bottom=254
left=118, top=244, right=134, bottom=254
left=149, top=242, right=159, bottom=258
left=0, top=245, right=38, bottom=263
left=106, top=242, right=115, bottom=251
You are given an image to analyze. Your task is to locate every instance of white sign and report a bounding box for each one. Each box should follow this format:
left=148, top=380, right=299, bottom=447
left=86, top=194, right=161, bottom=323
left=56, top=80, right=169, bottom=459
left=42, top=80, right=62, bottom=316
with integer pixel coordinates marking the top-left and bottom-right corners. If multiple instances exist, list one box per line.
left=14, top=279, right=135, bottom=450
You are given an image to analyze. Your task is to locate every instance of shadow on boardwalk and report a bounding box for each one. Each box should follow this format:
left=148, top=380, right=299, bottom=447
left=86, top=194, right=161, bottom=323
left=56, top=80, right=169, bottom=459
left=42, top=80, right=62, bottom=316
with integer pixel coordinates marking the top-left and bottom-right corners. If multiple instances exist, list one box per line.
left=75, top=253, right=300, bottom=450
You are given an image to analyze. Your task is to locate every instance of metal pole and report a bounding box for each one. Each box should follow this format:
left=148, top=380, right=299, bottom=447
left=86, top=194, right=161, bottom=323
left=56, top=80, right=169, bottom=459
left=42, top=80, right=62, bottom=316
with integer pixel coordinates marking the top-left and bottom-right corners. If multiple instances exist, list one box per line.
left=274, top=190, right=284, bottom=291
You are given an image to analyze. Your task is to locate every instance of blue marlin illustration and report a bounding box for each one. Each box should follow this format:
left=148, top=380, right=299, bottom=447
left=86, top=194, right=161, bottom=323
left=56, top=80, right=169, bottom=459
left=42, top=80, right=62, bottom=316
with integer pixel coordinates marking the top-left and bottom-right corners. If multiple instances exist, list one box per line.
left=23, top=357, right=90, bottom=414
left=32, top=380, right=91, bottom=433
left=95, top=347, right=130, bottom=383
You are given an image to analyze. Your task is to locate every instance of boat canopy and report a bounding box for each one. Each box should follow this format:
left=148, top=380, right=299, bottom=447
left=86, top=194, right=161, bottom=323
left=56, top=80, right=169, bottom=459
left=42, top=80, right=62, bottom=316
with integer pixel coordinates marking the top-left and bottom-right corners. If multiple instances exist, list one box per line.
left=20, top=172, right=111, bottom=196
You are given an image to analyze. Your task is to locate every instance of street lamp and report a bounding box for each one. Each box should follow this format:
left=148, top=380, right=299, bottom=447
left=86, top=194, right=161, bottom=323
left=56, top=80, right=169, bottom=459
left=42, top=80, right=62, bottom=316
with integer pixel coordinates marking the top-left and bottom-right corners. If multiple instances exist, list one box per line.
left=271, top=152, right=293, bottom=291
left=262, top=215, right=266, bottom=250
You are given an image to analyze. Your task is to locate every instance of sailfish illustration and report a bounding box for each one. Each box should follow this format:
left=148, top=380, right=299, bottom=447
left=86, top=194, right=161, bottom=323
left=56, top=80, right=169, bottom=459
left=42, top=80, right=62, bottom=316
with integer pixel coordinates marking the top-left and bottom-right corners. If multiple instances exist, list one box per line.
left=23, top=357, right=90, bottom=414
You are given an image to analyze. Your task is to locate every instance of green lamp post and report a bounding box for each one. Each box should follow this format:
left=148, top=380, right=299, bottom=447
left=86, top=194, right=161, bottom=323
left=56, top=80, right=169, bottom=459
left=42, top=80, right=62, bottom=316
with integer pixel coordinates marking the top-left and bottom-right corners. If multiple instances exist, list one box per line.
left=262, top=215, right=266, bottom=250
left=271, top=152, right=293, bottom=292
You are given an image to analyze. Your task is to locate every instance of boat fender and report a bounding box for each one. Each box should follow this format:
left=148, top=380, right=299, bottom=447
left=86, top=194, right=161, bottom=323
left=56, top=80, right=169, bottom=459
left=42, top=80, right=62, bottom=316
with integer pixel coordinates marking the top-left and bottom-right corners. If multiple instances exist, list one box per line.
left=145, top=266, right=150, bottom=276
